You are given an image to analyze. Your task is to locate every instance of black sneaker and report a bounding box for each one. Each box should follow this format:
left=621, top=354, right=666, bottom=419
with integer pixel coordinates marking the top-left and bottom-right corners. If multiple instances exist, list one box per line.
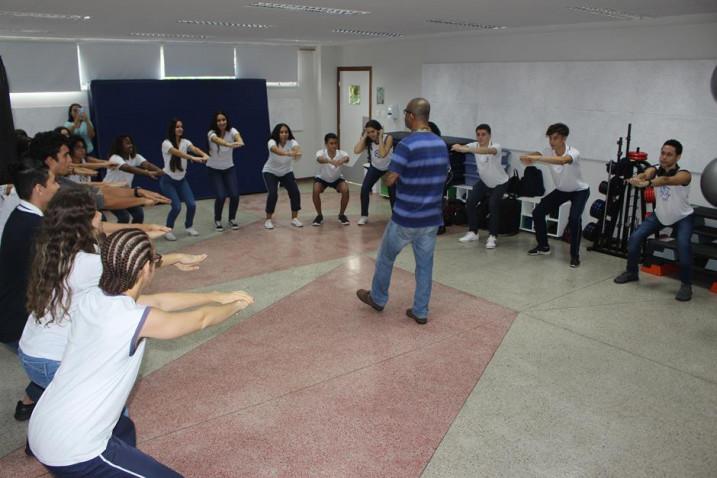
left=14, top=400, right=35, bottom=421
left=338, top=214, right=350, bottom=225
left=214, top=221, right=224, bottom=232
left=614, top=271, right=639, bottom=284
left=528, top=245, right=551, bottom=256
left=406, top=308, right=427, bottom=325
left=675, top=283, right=692, bottom=302
left=570, top=256, right=580, bottom=268
left=229, top=219, right=239, bottom=230
left=312, top=214, right=324, bottom=226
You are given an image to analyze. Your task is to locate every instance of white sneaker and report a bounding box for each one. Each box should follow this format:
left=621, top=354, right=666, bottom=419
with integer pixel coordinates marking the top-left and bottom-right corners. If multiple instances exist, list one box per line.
left=459, top=231, right=479, bottom=243
left=358, top=216, right=368, bottom=225
left=164, top=232, right=177, bottom=241
left=186, top=227, right=199, bottom=237
left=486, top=235, right=497, bottom=249
left=264, top=219, right=274, bottom=230
left=291, top=218, right=303, bottom=228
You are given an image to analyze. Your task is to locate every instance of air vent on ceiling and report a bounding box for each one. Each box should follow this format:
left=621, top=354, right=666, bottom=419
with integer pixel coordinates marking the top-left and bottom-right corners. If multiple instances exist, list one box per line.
left=332, top=29, right=402, bottom=38
left=130, top=32, right=209, bottom=40
left=177, top=19, right=272, bottom=29
left=567, top=6, right=646, bottom=20
left=248, top=3, right=369, bottom=16
left=427, top=19, right=507, bottom=30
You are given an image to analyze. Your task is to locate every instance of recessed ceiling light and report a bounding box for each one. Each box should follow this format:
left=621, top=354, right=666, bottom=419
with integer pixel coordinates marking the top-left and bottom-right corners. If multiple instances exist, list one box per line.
left=426, top=19, right=507, bottom=30
left=177, top=19, right=272, bottom=29
left=0, top=10, right=90, bottom=21
left=567, top=6, right=646, bottom=20
left=129, top=32, right=209, bottom=40
left=248, top=2, right=369, bottom=16
left=332, top=29, right=402, bottom=38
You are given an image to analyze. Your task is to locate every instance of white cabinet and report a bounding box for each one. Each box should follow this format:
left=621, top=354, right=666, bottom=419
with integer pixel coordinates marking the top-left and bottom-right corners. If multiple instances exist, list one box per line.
left=519, top=196, right=569, bottom=238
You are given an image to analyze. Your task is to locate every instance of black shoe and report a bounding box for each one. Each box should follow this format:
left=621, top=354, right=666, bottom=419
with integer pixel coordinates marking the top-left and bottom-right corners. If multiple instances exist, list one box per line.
left=675, top=284, right=692, bottom=302
left=214, top=221, right=224, bottom=232
left=356, top=289, right=383, bottom=311
left=528, top=245, right=551, bottom=256
left=614, top=271, right=639, bottom=284
left=338, top=214, right=350, bottom=225
left=312, top=214, right=324, bottom=226
left=229, top=219, right=239, bottom=230
left=406, top=308, right=427, bottom=325
left=570, top=256, right=580, bottom=268
left=14, top=401, right=35, bottom=421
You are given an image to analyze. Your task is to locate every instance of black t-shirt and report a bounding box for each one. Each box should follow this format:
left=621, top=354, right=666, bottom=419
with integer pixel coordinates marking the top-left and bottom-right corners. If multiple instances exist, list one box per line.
left=0, top=208, right=42, bottom=343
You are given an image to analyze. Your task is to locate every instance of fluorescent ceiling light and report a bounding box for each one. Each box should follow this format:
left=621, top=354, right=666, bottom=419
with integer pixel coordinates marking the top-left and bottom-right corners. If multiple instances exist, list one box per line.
left=332, top=29, right=402, bottom=38
left=0, top=10, right=90, bottom=21
left=567, top=6, right=646, bottom=20
left=177, top=19, right=272, bottom=29
left=426, top=19, right=507, bottom=30
left=130, top=32, right=209, bottom=40
left=248, top=3, right=369, bottom=16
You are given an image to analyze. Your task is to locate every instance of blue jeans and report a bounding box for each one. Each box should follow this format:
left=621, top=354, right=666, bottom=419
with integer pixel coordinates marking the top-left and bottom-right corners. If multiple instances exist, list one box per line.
left=371, top=220, right=439, bottom=318
left=533, top=188, right=590, bottom=258
left=207, top=167, right=240, bottom=221
left=18, top=348, right=60, bottom=393
left=466, top=179, right=509, bottom=236
left=3, top=342, right=45, bottom=402
left=263, top=172, right=301, bottom=214
left=361, top=165, right=395, bottom=217
left=110, top=206, right=144, bottom=224
left=627, top=213, right=694, bottom=285
left=159, top=175, right=196, bottom=228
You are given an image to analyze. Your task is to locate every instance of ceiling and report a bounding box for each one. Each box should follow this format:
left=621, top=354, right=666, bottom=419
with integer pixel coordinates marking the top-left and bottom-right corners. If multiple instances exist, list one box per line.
left=0, top=0, right=716, bottom=45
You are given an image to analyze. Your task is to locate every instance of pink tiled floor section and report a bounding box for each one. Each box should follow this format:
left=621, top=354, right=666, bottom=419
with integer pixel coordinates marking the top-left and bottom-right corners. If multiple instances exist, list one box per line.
left=147, top=196, right=388, bottom=293
left=0, top=257, right=515, bottom=478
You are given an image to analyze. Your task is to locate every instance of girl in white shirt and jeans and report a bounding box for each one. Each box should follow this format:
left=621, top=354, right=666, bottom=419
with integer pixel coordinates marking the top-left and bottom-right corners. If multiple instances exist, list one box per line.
left=207, top=111, right=244, bottom=231
left=262, top=123, right=303, bottom=229
left=159, top=118, right=209, bottom=241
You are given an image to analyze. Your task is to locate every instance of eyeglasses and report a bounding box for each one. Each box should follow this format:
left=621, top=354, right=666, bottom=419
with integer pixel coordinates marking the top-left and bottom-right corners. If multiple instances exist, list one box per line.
left=403, top=109, right=415, bottom=116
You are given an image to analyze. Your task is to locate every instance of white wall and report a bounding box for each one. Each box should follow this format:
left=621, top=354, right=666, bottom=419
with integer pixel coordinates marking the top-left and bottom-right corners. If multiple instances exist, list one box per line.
left=331, top=20, right=717, bottom=213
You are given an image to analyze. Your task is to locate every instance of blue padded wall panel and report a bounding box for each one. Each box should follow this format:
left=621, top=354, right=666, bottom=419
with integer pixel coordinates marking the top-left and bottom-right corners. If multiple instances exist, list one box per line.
left=89, top=79, right=270, bottom=198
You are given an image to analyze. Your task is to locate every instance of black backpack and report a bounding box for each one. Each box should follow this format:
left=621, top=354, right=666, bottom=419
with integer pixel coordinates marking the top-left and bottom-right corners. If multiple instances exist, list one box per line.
left=519, top=166, right=545, bottom=197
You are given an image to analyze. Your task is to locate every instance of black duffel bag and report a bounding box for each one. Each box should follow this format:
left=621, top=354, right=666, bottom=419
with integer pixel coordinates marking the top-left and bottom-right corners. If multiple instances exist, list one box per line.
left=519, top=166, right=545, bottom=197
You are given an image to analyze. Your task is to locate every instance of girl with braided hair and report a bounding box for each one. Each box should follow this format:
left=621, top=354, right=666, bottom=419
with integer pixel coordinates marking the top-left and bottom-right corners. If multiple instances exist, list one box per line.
left=160, top=118, right=209, bottom=241
left=19, top=188, right=207, bottom=406
left=28, top=228, right=253, bottom=476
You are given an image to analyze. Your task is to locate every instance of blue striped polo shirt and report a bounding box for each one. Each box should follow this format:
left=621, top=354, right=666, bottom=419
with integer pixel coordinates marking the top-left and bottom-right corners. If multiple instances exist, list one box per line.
left=389, top=132, right=449, bottom=228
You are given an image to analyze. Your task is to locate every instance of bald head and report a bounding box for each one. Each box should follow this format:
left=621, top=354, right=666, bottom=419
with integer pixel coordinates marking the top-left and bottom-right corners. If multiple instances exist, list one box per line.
left=406, top=98, right=430, bottom=120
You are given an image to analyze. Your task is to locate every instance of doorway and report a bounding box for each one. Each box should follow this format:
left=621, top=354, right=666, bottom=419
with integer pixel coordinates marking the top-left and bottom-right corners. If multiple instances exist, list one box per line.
left=337, top=67, right=372, bottom=183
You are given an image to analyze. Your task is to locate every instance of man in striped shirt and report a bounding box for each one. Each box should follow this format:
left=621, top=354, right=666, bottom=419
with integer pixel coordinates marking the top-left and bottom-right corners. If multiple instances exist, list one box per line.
left=357, top=98, right=449, bottom=324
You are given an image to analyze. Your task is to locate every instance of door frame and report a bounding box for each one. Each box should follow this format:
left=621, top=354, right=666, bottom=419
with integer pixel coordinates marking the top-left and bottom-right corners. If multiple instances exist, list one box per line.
left=337, top=66, right=372, bottom=148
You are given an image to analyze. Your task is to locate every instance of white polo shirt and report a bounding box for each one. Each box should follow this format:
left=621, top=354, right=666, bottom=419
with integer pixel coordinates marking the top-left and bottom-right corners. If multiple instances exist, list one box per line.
left=162, top=138, right=193, bottom=180
left=315, top=148, right=349, bottom=183
left=655, top=173, right=694, bottom=226
left=263, top=139, right=299, bottom=177
left=104, top=154, right=148, bottom=187
left=368, top=142, right=391, bottom=171
left=28, top=287, right=149, bottom=467
left=543, top=145, right=588, bottom=192
left=466, top=142, right=507, bottom=188
left=19, top=251, right=102, bottom=362
left=207, top=128, right=240, bottom=170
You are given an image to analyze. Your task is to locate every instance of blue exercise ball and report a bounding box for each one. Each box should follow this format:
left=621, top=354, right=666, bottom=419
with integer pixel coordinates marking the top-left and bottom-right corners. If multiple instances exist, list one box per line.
left=702, top=158, right=717, bottom=207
